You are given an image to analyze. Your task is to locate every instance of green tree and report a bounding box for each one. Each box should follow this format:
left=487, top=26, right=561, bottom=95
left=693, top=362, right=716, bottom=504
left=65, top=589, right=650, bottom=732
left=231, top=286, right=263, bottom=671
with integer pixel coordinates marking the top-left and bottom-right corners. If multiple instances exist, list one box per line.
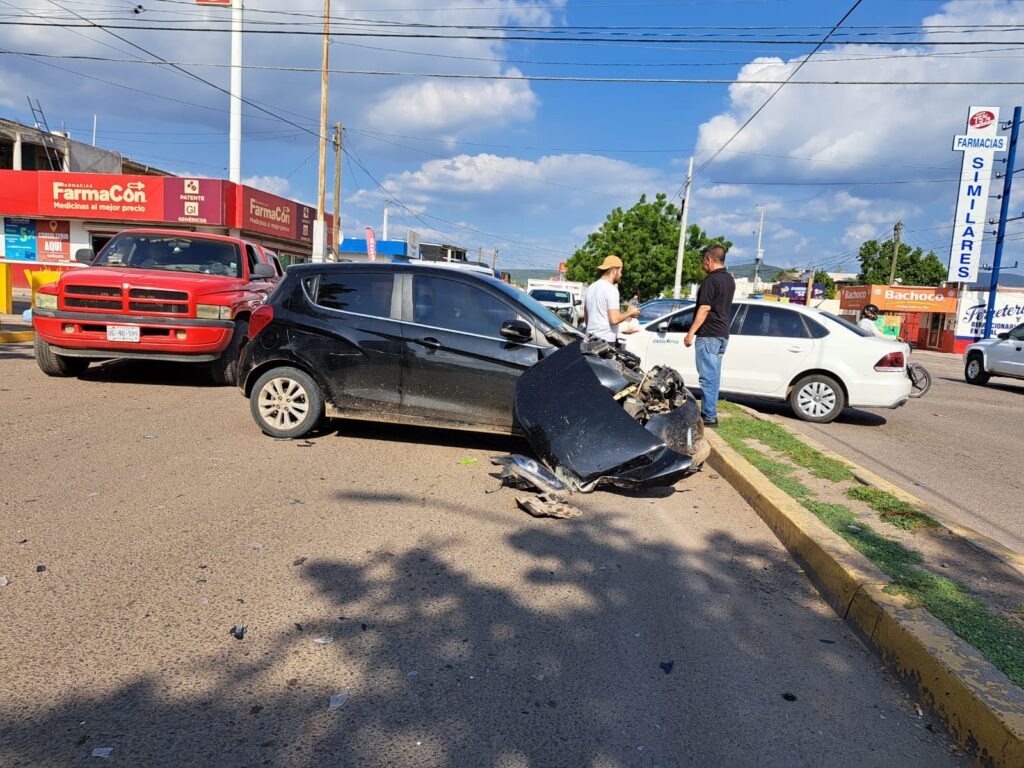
left=856, top=239, right=947, bottom=286
left=813, top=270, right=837, bottom=299
left=565, top=193, right=732, bottom=300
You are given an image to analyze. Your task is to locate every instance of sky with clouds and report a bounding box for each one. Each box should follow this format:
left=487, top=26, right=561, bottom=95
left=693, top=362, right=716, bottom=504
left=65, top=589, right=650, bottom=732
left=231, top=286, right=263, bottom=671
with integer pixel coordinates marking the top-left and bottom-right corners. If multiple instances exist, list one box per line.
left=2, top=0, right=1024, bottom=276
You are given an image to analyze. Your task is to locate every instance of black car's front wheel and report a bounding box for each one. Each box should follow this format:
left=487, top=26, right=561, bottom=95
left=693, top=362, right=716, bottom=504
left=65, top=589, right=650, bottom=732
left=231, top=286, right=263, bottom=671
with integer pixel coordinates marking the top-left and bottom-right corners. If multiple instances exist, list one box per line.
left=250, top=366, right=324, bottom=439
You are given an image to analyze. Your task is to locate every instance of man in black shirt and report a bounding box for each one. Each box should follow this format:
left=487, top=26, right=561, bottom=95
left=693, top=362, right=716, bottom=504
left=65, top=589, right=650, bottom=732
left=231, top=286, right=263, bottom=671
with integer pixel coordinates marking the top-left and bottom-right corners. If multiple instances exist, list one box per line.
left=684, top=244, right=735, bottom=426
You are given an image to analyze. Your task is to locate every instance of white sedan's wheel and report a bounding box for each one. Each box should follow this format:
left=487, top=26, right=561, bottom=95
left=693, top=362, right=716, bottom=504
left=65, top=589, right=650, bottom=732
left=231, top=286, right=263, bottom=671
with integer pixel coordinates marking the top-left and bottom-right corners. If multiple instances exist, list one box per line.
left=789, top=374, right=845, bottom=423
left=250, top=366, right=324, bottom=439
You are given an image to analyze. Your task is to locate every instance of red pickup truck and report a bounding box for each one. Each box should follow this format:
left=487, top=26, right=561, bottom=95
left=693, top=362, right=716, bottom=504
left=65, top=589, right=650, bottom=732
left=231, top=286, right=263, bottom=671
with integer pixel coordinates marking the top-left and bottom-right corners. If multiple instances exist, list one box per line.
left=32, top=229, right=282, bottom=385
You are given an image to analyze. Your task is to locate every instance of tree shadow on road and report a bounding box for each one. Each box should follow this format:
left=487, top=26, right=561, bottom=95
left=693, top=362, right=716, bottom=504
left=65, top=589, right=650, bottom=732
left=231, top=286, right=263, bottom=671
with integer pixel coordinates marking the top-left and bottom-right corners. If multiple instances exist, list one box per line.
left=0, top=494, right=957, bottom=767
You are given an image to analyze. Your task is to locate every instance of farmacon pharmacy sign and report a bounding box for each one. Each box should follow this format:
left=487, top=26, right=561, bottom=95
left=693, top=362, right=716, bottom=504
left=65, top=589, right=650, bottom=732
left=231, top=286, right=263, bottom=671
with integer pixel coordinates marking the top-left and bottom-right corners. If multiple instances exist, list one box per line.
left=840, top=285, right=959, bottom=313
left=35, top=172, right=227, bottom=225
left=39, top=171, right=164, bottom=219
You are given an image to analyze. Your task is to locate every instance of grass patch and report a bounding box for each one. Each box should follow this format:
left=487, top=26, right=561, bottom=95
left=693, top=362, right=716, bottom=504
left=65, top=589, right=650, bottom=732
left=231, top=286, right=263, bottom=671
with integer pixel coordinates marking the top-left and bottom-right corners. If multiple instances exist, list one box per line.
left=801, top=500, right=1024, bottom=688
left=718, top=413, right=852, bottom=482
left=845, top=486, right=940, bottom=531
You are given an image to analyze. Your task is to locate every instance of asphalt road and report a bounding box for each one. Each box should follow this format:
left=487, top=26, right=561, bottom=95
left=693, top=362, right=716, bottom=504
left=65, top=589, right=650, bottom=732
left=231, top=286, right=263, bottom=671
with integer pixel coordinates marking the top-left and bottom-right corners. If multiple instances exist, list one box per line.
left=732, top=350, right=1024, bottom=557
left=0, top=345, right=965, bottom=767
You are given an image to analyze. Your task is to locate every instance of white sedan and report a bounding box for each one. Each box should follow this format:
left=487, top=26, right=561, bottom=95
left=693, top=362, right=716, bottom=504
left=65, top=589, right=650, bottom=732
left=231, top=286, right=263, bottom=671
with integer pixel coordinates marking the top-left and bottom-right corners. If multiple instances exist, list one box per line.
left=621, top=300, right=913, bottom=423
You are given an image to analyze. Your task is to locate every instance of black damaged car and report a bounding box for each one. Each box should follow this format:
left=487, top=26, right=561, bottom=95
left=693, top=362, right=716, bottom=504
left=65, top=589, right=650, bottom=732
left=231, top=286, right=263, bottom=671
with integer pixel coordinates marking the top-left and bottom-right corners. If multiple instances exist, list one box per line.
left=237, top=262, right=709, bottom=490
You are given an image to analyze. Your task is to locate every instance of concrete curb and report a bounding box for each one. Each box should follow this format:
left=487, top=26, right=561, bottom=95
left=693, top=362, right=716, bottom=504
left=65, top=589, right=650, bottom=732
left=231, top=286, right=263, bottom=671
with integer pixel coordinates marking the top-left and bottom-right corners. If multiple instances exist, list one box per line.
left=706, top=431, right=1024, bottom=766
left=729, top=403, right=1024, bottom=578
left=0, top=330, right=33, bottom=344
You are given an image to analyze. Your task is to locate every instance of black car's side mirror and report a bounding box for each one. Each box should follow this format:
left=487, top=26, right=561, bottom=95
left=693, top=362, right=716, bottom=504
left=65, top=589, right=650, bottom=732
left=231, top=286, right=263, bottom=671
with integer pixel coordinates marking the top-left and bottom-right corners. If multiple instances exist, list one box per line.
left=75, top=248, right=95, bottom=263
left=500, top=319, right=533, bottom=343
left=251, top=263, right=276, bottom=279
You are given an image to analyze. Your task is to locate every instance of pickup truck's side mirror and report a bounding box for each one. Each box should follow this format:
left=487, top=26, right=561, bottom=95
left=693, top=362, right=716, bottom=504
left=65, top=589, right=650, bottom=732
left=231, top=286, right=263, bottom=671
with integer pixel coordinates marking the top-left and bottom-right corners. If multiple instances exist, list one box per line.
left=574, top=299, right=582, bottom=306
left=75, top=248, right=95, bottom=264
left=998, top=332, right=1010, bottom=340
left=250, top=263, right=276, bottom=279
left=500, top=319, right=533, bottom=343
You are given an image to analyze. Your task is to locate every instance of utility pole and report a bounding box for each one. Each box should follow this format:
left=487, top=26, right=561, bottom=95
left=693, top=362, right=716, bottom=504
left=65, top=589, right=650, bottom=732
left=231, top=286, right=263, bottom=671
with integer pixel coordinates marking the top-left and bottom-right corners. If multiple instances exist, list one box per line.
left=985, top=105, right=1021, bottom=338
left=804, top=269, right=815, bottom=307
left=492, top=248, right=499, bottom=271
left=382, top=201, right=389, bottom=241
left=229, top=0, right=243, bottom=184
left=753, top=204, right=765, bottom=291
left=91, top=114, right=97, bottom=147
left=331, top=121, right=342, bottom=260
left=312, top=0, right=331, bottom=263
left=673, top=156, right=694, bottom=299
left=888, top=220, right=903, bottom=285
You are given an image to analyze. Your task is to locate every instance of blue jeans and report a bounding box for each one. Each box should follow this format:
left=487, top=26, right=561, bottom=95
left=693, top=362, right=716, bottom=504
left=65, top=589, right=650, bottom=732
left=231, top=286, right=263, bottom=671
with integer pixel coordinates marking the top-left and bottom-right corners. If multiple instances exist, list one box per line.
left=695, top=336, right=729, bottom=421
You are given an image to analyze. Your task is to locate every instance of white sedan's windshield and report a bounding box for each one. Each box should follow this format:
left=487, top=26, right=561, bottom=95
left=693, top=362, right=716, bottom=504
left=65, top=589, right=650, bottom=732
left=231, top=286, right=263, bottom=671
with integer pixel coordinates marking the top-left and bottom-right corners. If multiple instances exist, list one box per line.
left=95, top=233, right=243, bottom=278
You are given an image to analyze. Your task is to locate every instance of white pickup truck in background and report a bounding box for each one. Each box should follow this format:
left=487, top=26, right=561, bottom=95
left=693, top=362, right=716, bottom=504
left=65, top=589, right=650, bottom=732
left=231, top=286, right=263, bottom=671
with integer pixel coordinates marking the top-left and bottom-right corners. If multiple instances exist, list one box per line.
left=527, top=279, right=585, bottom=327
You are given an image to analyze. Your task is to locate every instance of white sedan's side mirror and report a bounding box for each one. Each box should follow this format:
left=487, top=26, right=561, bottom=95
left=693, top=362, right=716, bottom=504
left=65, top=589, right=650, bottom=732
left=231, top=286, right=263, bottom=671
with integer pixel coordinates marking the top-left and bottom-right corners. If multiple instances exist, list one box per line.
left=657, top=322, right=669, bottom=333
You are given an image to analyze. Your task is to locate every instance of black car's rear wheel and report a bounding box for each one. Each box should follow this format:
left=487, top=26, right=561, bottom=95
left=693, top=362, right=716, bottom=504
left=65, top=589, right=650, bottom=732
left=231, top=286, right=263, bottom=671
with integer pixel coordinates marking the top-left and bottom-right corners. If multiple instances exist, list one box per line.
left=250, top=366, right=324, bottom=439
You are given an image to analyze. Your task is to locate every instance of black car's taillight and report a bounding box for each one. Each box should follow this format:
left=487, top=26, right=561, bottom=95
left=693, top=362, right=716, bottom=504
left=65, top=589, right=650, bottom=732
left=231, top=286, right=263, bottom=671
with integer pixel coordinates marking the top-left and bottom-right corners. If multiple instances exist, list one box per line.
left=250, top=305, right=274, bottom=337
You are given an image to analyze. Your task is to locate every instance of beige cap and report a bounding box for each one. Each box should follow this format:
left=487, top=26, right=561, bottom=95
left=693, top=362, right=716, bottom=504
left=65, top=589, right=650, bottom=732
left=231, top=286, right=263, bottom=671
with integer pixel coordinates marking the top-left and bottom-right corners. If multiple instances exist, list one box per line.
left=595, top=255, right=623, bottom=271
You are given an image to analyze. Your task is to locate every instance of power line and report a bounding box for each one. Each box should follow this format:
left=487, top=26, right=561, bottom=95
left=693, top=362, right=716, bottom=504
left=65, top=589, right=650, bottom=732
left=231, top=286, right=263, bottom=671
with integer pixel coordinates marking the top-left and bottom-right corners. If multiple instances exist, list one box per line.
left=684, top=0, right=865, bottom=193
left=9, top=50, right=1024, bottom=84
left=6, top=19, right=1024, bottom=44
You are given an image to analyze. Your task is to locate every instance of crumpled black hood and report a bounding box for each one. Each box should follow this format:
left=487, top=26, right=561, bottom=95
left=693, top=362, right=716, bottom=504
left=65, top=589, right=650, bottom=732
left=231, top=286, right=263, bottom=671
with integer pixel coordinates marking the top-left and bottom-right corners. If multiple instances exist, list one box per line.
left=514, top=341, right=698, bottom=490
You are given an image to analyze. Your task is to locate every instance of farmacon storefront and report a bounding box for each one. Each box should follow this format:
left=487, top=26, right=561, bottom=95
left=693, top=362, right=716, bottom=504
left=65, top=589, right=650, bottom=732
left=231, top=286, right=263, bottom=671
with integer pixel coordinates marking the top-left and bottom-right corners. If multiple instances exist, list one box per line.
left=0, top=170, right=324, bottom=289
left=839, top=284, right=961, bottom=352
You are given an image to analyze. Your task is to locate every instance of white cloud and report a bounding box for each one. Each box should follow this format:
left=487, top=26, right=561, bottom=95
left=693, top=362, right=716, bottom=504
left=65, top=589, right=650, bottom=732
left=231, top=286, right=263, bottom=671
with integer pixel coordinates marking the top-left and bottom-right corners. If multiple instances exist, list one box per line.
left=695, top=1, right=1024, bottom=180
left=242, top=175, right=290, bottom=196
left=366, top=70, right=538, bottom=136
left=352, top=152, right=665, bottom=212
left=702, top=184, right=751, bottom=199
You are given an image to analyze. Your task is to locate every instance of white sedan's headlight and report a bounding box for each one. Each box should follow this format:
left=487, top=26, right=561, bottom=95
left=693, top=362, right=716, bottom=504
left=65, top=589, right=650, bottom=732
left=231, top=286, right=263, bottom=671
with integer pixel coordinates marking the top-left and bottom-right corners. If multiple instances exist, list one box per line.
left=196, top=304, right=232, bottom=320
left=35, top=293, right=57, bottom=310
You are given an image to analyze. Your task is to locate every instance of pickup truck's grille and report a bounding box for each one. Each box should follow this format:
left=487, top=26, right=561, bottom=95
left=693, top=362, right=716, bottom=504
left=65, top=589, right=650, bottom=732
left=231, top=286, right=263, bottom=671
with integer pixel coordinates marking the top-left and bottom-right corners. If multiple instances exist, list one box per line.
left=65, top=285, right=121, bottom=297
left=65, top=297, right=122, bottom=310
left=130, top=288, right=188, bottom=301
left=128, top=301, right=188, bottom=314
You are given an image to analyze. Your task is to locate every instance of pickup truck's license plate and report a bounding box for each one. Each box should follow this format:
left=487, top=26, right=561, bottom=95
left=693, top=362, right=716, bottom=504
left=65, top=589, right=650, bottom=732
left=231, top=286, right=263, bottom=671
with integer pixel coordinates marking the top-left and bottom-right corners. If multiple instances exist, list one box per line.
left=106, top=325, right=141, bottom=343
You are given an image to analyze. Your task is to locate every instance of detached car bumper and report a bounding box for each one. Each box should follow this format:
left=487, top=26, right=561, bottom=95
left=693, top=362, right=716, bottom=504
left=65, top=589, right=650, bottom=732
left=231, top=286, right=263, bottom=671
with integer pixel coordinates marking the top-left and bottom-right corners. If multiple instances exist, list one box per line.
left=514, top=341, right=706, bottom=490
left=33, top=309, right=234, bottom=358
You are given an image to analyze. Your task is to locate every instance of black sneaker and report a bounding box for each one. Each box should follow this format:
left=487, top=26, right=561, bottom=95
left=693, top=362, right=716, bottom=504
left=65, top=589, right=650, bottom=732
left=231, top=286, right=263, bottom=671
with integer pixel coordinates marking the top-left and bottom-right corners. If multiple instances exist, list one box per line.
left=702, top=417, right=719, bottom=427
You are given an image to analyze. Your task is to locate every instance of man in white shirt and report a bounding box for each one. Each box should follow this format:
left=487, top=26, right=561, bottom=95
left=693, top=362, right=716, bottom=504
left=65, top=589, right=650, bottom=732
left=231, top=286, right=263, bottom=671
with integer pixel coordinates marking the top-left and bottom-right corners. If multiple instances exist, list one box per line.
left=858, top=303, right=885, bottom=336
left=583, top=255, right=639, bottom=342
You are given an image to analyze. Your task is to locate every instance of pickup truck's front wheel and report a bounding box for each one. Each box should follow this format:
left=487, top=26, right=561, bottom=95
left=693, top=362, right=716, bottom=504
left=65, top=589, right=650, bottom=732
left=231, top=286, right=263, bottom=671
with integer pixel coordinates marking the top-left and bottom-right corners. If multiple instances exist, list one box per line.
left=34, top=336, right=89, bottom=377
left=210, top=318, right=247, bottom=386
left=250, top=366, right=324, bottom=439
left=964, top=354, right=990, bottom=386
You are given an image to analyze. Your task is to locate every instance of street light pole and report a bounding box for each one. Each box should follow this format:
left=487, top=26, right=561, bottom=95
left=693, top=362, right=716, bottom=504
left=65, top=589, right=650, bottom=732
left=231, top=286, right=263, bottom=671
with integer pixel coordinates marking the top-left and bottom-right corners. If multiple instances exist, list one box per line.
left=313, top=0, right=331, bottom=263
left=228, top=0, right=243, bottom=184
left=753, top=204, right=765, bottom=291
left=984, top=106, right=1021, bottom=339
left=888, top=220, right=903, bottom=285
left=673, top=156, right=694, bottom=299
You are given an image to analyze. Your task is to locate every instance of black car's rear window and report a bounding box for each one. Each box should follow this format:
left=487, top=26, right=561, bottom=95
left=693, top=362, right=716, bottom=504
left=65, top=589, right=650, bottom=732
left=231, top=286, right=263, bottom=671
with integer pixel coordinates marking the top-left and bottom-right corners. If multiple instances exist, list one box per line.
left=315, top=273, right=394, bottom=318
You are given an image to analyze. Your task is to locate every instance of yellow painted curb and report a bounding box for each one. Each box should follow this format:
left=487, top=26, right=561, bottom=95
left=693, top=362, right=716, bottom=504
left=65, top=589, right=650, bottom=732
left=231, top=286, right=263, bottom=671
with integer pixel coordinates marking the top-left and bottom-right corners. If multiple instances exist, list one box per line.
left=0, top=330, right=34, bottom=344
left=729, top=402, right=1024, bottom=578
left=707, top=431, right=1024, bottom=767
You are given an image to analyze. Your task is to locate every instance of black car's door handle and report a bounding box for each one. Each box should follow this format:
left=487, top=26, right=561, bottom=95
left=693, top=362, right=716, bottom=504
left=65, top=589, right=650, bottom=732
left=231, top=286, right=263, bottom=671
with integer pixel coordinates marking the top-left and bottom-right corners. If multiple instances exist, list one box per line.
left=415, top=337, right=442, bottom=350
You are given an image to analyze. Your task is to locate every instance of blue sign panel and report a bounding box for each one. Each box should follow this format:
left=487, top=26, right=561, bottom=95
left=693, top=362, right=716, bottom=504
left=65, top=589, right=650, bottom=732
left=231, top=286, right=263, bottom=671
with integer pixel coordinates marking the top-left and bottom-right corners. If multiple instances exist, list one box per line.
left=3, top=217, right=37, bottom=261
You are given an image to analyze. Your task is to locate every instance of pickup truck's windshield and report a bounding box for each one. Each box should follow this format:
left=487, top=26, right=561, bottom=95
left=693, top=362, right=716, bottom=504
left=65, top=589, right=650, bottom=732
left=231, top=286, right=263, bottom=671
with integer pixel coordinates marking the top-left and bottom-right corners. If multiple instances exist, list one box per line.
left=94, top=233, right=243, bottom=278
left=530, top=289, right=572, bottom=303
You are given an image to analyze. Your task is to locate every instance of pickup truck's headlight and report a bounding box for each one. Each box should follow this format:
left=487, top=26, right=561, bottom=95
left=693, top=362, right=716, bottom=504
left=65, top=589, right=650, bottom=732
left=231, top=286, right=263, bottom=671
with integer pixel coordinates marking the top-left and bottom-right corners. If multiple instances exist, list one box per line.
left=196, top=304, right=232, bottom=320
left=35, top=293, right=57, bottom=310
